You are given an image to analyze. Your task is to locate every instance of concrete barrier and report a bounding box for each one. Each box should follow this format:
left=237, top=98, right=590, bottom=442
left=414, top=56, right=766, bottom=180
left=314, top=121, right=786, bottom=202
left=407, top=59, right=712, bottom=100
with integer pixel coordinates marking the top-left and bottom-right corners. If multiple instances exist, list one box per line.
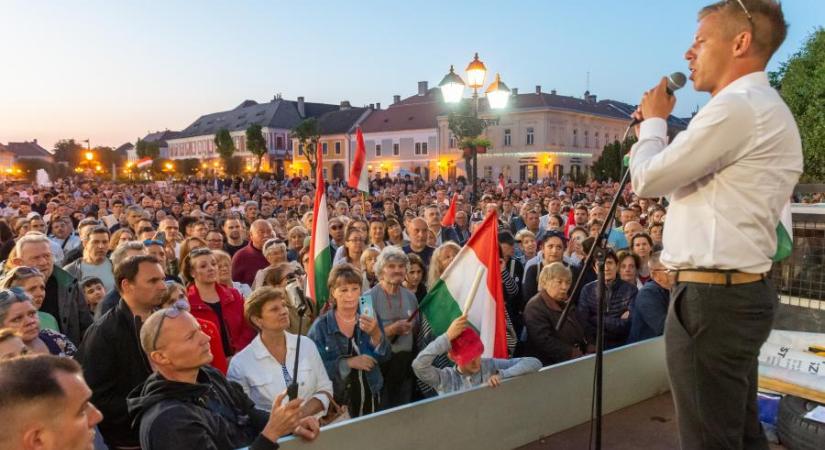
left=277, top=337, right=669, bottom=450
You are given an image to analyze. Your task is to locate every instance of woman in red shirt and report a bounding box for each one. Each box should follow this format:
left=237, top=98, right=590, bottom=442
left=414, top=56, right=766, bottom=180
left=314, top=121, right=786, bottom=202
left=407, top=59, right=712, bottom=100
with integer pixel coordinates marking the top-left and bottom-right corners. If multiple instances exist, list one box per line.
left=181, top=248, right=255, bottom=355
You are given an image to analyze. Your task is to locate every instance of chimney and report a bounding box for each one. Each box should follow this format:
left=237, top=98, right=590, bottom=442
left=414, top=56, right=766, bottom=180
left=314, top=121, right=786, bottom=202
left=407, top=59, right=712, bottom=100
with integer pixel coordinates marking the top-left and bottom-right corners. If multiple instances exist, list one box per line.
left=535, top=85, right=542, bottom=94
left=511, top=88, right=518, bottom=96
left=340, top=100, right=351, bottom=110
left=297, top=96, right=305, bottom=117
left=375, top=102, right=381, bottom=110
left=369, top=103, right=375, bottom=110
left=551, top=89, right=557, bottom=95
left=32, top=139, right=37, bottom=144
left=418, top=81, right=428, bottom=96
left=393, top=95, right=401, bottom=104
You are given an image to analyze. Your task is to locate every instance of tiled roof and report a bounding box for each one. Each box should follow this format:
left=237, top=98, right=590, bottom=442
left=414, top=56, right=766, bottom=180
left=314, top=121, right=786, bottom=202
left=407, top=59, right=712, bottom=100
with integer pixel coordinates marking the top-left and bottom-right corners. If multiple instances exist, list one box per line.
left=317, top=107, right=370, bottom=135
left=174, top=98, right=339, bottom=139
left=6, top=141, right=52, bottom=158
left=115, top=142, right=134, bottom=156
left=361, top=90, right=449, bottom=133
left=142, top=130, right=179, bottom=147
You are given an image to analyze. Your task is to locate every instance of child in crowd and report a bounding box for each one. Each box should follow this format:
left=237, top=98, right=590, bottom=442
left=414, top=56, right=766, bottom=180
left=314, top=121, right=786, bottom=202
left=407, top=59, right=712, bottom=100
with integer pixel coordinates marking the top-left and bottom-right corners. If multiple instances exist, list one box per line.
left=412, top=315, right=541, bottom=395
left=81, top=276, right=106, bottom=318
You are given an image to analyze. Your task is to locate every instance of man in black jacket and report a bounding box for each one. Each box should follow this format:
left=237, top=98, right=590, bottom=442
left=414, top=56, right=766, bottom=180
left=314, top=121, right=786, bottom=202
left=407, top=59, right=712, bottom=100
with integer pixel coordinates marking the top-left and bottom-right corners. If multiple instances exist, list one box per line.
left=77, top=255, right=167, bottom=449
left=128, top=307, right=319, bottom=450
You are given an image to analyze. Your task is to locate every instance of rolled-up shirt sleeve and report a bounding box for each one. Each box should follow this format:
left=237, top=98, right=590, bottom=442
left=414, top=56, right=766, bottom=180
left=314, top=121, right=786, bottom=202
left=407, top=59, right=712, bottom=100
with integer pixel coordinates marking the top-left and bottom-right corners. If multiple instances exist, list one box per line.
left=630, top=96, right=754, bottom=198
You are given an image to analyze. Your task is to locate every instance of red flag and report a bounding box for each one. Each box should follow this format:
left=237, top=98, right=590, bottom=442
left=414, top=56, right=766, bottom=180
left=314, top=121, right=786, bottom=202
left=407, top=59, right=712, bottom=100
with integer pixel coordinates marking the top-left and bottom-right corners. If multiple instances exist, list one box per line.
left=348, top=127, right=368, bottom=193
left=564, top=206, right=576, bottom=237
left=441, top=193, right=458, bottom=227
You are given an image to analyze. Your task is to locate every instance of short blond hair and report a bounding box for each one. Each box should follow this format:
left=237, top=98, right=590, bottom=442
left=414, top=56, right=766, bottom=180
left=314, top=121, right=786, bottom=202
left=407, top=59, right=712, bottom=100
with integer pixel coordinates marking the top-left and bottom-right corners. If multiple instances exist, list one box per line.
left=539, top=262, right=572, bottom=288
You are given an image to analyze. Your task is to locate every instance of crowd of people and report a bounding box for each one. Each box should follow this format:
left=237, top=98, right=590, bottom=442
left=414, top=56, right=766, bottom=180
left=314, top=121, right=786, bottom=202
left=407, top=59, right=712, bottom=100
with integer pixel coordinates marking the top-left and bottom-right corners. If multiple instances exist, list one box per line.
left=0, top=172, right=674, bottom=450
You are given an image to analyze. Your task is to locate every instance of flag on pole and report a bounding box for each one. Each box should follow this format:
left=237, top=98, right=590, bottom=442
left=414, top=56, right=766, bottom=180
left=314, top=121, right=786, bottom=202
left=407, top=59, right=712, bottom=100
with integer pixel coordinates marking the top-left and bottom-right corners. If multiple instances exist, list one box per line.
left=308, top=143, right=332, bottom=310
left=136, top=157, right=153, bottom=169
left=563, top=206, right=576, bottom=237
left=441, top=193, right=458, bottom=227
left=773, top=200, right=793, bottom=262
left=348, top=127, right=369, bottom=195
left=419, top=212, right=508, bottom=358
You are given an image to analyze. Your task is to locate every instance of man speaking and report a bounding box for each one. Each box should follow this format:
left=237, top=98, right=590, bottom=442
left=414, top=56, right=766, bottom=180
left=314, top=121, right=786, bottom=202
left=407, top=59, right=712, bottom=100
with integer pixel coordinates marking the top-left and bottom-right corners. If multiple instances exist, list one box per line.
left=629, top=1, right=802, bottom=449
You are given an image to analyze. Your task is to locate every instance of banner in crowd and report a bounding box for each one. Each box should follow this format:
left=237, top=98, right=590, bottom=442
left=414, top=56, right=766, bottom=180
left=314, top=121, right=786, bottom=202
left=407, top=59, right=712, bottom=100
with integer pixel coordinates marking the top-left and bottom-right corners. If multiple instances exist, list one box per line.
left=348, top=126, right=369, bottom=195
left=419, top=212, right=508, bottom=358
left=441, top=193, right=458, bottom=227
left=309, top=143, right=331, bottom=309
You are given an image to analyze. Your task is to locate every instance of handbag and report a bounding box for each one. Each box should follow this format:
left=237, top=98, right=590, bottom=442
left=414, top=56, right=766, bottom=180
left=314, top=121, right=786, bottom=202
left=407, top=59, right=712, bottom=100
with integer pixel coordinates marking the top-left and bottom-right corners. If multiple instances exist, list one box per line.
left=317, top=390, right=349, bottom=426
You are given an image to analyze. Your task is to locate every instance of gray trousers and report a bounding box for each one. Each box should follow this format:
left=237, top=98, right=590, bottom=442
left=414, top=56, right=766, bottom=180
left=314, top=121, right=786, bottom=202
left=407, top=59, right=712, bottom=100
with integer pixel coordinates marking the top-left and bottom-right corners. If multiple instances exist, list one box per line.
left=665, top=279, right=776, bottom=450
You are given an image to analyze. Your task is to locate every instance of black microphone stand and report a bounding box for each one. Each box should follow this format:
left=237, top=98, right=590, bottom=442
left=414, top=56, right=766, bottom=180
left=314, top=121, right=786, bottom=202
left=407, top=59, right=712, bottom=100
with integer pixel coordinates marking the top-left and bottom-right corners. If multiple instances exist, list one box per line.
left=287, top=299, right=309, bottom=401
left=555, top=124, right=635, bottom=450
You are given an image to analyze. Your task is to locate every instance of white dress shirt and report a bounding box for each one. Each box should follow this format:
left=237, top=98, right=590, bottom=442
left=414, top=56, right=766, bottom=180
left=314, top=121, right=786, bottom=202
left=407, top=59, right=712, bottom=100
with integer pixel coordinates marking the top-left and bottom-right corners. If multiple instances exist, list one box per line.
left=630, top=72, right=802, bottom=273
left=227, top=333, right=333, bottom=413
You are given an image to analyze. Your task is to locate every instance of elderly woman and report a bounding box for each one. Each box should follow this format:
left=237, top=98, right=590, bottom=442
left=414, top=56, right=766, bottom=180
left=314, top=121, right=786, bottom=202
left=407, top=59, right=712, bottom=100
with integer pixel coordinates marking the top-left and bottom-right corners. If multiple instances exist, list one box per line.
left=262, top=262, right=313, bottom=335
left=364, top=246, right=419, bottom=408
left=515, top=229, right=537, bottom=262
left=0, top=288, right=76, bottom=357
left=307, top=264, right=390, bottom=418
left=360, top=247, right=380, bottom=288
left=228, top=287, right=333, bottom=418
left=213, top=249, right=252, bottom=298
left=522, top=231, right=572, bottom=303
left=523, top=263, right=590, bottom=366
left=1, top=266, right=58, bottom=331
left=181, top=247, right=255, bottom=355
left=252, top=239, right=288, bottom=290
left=287, top=226, right=307, bottom=262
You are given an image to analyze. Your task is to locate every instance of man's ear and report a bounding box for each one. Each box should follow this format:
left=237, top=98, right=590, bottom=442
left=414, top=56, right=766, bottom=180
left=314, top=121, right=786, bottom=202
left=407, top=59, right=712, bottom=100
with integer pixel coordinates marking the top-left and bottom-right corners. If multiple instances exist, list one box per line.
left=732, top=30, right=753, bottom=57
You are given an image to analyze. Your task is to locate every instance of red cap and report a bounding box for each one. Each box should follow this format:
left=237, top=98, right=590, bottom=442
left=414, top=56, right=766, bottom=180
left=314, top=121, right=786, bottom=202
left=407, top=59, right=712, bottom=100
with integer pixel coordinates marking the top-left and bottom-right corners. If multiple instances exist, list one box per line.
left=448, top=327, right=484, bottom=366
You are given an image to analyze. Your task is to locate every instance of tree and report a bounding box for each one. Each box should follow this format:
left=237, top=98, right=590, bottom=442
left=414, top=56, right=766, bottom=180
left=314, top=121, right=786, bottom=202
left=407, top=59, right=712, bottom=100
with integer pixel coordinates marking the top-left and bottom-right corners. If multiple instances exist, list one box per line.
left=770, top=28, right=825, bottom=182
left=245, top=124, right=268, bottom=173
left=225, top=156, right=245, bottom=176
left=53, top=139, right=84, bottom=166
left=290, top=118, right=320, bottom=175
left=135, top=138, right=160, bottom=159
left=177, top=158, right=201, bottom=176
left=591, top=138, right=636, bottom=182
left=214, top=129, right=236, bottom=164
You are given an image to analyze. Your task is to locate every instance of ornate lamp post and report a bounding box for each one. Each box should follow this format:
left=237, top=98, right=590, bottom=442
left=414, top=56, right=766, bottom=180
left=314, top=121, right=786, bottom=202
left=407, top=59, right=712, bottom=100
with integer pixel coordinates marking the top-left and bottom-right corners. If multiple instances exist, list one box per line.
left=439, top=53, right=510, bottom=201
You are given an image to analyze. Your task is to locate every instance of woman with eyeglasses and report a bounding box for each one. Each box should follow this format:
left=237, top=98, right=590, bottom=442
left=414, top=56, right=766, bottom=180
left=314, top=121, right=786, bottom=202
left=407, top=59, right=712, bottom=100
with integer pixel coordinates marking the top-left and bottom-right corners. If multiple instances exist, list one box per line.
left=181, top=248, right=255, bottom=356
left=1, top=266, right=58, bottom=332
left=262, top=262, right=313, bottom=335
left=228, top=287, right=333, bottom=418
left=333, top=228, right=365, bottom=270
left=159, top=281, right=228, bottom=374
left=0, top=288, right=76, bottom=357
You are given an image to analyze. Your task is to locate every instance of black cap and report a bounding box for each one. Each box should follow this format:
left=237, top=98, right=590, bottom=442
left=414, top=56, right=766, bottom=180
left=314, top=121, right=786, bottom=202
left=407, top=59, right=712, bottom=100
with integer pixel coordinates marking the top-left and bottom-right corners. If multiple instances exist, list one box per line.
left=498, top=231, right=515, bottom=245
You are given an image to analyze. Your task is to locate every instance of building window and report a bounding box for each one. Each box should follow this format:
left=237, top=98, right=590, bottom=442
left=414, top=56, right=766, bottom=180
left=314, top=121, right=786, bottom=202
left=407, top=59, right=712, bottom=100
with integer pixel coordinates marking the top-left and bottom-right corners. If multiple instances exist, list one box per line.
left=298, top=143, right=304, bottom=156
left=322, top=142, right=328, bottom=155
left=573, top=129, right=578, bottom=147
left=335, top=142, right=341, bottom=155
left=595, top=132, right=600, bottom=149
left=449, top=134, right=456, bottom=149
left=323, top=168, right=328, bottom=179
left=276, top=135, right=283, bottom=149
left=375, top=144, right=382, bottom=157
left=393, top=143, right=400, bottom=156
left=584, top=130, right=589, bottom=148
left=526, top=127, right=534, bottom=145
left=504, top=129, right=511, bottom=146
left=415, top=142, right=428, bottom=155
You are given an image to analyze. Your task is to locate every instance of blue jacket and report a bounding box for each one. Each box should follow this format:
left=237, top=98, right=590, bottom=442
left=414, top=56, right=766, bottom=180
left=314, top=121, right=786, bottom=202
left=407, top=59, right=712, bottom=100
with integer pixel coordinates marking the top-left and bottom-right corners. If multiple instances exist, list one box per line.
left=307, top=309, right=391, bottom=404
left=627, top=281, right=670, bottom=343
left=576, top=278, right=637, bottom=349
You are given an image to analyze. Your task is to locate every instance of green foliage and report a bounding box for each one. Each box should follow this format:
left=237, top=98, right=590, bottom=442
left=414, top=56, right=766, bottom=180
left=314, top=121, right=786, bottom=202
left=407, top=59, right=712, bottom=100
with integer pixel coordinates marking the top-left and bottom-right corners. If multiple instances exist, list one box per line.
left=214, top=129, right=236, bottom=162
left=95, top=146, right=123, bottom=171
left=177, top=158, right=201, bottom=176
left=225, top=156, right=245, bottom=176
left=447, top=102, right=485, bottom=145
left=245, top=124, right=268, bottom=173
left=592, top=138, right=636, bottom=182
left=16, top=159, right=71, bottom=182
left=53, top=139, right=84, bottom=166
left=135, top=138, right=160, bottom=159
left=290, top=118, right=320, bottom=174
left=770, top=28, right=825, bottom=182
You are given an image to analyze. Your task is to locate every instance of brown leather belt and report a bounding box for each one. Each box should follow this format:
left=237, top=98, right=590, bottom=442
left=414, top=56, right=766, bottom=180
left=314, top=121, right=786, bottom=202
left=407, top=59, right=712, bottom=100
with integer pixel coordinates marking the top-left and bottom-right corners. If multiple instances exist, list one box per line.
left=673, top=270, right=766, bottom=286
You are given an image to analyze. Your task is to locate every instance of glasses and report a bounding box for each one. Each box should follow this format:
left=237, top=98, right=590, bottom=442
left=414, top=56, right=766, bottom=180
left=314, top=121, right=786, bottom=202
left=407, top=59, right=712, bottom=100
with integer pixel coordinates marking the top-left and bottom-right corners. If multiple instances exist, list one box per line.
left=149, top=300, right=191, bottom=352
left=188, top=247, right=213, bottom=258
left=143, top=239, right=165, bottom=247
left=732, top=0, right=753, bottom=22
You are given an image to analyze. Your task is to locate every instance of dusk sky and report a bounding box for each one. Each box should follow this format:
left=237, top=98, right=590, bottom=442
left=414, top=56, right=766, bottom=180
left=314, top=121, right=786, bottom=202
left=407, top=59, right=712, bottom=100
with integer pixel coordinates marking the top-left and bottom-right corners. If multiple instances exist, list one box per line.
left=2, top=0, right=823, bottom=150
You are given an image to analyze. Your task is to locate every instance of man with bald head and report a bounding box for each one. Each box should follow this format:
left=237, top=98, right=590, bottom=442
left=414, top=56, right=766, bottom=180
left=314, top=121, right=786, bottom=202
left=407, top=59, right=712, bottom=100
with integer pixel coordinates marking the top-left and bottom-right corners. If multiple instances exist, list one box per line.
left=403, top=217, right=434, bottom=269
left=231, top=219, right=275, bottom=285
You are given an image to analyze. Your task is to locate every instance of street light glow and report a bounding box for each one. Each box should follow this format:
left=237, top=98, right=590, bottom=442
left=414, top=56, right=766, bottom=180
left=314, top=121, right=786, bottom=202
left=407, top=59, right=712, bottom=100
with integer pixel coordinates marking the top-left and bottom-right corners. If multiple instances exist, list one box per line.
left=438, top=65, right=465, bottom=104
left=465, top=52, right=487, bottom=90
left=85, top=151, right=94, bottom=161
left=485, top=73, right=511, bottom=110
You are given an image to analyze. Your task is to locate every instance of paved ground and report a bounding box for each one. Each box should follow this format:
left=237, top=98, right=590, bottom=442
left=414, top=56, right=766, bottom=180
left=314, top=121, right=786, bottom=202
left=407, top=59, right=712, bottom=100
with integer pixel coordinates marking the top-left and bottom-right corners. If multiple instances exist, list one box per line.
left=516, top=394, right=785, bottom=450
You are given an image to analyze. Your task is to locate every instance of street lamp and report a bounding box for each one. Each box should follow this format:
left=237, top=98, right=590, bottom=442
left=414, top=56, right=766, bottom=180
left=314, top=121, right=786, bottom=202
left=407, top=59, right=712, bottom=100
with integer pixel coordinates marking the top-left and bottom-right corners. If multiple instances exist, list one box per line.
left=85, top=151, right=94, bottom=161
left=439, top=53, right=511, bottom=201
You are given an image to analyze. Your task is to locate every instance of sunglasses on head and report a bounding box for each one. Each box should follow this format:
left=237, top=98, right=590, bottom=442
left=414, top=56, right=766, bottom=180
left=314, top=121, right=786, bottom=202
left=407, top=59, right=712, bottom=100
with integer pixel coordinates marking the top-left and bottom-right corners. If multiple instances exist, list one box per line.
left=8, top=266, right=43, bottom=280
left=0, top=287, right=30, bottom=305
left=149, top=300, right=191, bottom=352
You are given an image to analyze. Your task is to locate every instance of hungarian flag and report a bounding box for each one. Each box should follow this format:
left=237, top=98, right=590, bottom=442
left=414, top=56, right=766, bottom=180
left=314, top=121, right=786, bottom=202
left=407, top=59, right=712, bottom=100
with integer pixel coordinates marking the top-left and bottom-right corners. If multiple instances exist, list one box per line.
left=772, top=200, right=793, bottom=262
left=136, top=157, right=153, bottom=169
left=347, top=127, right=369, bottom=194
left=563, top=207, right=576, bottom=237
left=419, top=212, right=508, bottom=358
left=441, top=193, right=458, bottom=227
left=308, top=143, right=331, bottom=310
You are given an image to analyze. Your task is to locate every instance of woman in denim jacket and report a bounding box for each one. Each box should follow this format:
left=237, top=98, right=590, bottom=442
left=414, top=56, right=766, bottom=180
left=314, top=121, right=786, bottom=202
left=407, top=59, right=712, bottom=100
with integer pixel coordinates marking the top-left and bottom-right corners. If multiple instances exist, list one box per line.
left=308, top=264, right=390, bottom=417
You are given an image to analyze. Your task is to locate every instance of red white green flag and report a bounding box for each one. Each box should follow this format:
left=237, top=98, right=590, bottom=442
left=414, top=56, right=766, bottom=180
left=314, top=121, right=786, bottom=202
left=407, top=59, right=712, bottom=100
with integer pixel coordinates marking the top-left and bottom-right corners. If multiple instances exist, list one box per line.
left=419, top=211, right=508, bottom=358
left=308, top=143, right=331, bottom=309
left=347, top=127, right=369, bottom=195
left=441, top=193, right=458, bottom=228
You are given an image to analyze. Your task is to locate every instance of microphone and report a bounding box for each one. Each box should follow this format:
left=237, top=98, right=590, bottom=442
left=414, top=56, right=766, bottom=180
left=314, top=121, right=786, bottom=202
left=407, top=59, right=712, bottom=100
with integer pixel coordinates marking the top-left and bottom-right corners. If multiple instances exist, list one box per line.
left=285, top=280, right=308, bottom=315
left=629, top=72, right=687, bottom=126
